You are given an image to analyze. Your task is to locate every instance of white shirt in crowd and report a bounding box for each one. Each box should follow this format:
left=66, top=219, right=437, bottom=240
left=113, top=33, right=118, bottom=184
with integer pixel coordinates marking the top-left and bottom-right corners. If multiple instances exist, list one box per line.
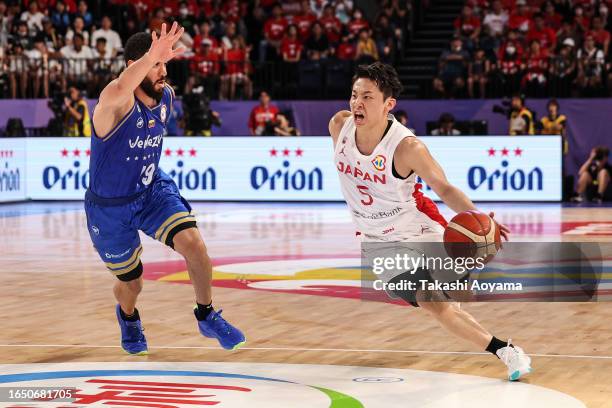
left=60, top=44, right=95, bottom=75
left=91, top=28, right=123, bottom=54
left=483, top=11, right=508, bottom=36
left=65, top=29, right=90, bottom=46
left=20, top=11, right=45, bottom=34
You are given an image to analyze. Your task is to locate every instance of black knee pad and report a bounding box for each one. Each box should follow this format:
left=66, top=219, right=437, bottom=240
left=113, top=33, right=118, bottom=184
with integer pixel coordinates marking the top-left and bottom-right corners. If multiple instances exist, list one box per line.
left=165, top=221, right=198, bottom=249
left=116, top=261, right=143, bottom=282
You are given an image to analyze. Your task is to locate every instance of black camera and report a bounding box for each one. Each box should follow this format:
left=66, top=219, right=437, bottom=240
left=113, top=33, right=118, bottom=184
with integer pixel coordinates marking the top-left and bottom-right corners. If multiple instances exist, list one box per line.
left=46, top=90, right=67, bottom=136
left=183, top=86, right=220, bottom=134
left=492, top=99, right=512, bottom=117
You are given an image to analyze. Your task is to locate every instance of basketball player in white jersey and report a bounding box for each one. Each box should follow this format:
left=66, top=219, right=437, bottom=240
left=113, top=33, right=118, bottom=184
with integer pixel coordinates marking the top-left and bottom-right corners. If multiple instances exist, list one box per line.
left=329, top=62, right=532, bottom=381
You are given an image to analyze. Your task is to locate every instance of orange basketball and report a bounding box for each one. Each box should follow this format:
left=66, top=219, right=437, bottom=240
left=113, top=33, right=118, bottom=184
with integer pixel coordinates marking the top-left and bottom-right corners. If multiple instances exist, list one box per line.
left=443, top=210, right=501, bottom=263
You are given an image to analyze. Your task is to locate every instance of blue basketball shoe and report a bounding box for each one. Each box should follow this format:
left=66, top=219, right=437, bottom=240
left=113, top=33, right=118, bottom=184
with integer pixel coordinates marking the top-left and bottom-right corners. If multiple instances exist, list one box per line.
left=195, top=308, right=246, bottom=350
left=115, top=304, right=148, bottom=355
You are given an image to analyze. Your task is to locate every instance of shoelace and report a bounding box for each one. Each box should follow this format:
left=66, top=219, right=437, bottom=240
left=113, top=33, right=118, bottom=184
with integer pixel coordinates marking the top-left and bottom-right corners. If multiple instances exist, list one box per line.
left=502, top=338, right=517, bottom=367
left=126, top=323, right=146, bottom=342
left=211, top=310, right=232, bottom=335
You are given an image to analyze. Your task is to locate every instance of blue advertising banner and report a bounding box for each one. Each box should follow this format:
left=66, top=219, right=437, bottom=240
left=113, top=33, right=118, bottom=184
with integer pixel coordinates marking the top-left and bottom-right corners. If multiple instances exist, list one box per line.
left=0, top=138, right=26, bottom=203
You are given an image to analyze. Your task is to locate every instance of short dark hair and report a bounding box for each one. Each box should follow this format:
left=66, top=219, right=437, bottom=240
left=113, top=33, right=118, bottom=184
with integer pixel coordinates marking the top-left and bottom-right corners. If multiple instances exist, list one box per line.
left=124, top=32, right=151, bottom=63
left=352, top=62, right=403, bottom=100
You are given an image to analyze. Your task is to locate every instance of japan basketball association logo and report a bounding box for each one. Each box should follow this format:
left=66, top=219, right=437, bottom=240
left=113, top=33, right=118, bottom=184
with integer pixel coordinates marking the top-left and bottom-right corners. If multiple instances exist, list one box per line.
left=372, top=155, right=386, bottom=171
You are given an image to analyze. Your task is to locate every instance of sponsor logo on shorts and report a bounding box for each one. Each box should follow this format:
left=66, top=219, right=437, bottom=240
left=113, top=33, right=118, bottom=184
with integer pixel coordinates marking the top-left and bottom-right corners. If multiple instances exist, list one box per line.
left=91, top=226, right=99, bottom=235
left=105, top=248, right=131, bottom=259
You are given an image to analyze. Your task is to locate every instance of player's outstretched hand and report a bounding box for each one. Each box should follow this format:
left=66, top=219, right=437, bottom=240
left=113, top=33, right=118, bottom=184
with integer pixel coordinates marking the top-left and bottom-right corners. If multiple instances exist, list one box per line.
left=489, top=211, right=510, bottom=242
left=149, top=22, right=185, bottom=63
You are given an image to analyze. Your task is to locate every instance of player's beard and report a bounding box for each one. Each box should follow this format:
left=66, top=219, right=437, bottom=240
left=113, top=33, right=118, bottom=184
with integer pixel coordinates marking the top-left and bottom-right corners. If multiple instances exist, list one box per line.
left=139, top=76, right=164, bottom=103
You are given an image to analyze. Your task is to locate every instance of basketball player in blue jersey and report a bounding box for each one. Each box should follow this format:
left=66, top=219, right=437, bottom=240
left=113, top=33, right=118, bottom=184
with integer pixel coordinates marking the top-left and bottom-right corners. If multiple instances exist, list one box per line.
left=85, top=23, right=245, bottom=355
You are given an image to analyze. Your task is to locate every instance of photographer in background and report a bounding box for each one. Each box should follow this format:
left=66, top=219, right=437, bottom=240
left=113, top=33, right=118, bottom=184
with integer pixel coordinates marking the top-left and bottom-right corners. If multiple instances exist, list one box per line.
left=430, top=112, right=461, bottom=135
left=508, top=94, right=534, bottom=135
left=183, top=86, right=221, bottom=136
left=63, top=86, right=91, bottom=137
left=573, top=146, right=611, bottom=203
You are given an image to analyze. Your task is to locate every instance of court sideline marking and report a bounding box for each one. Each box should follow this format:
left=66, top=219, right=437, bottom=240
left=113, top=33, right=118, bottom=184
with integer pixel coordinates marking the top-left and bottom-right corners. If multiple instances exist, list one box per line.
left=0, top=344, right=611, bottom=360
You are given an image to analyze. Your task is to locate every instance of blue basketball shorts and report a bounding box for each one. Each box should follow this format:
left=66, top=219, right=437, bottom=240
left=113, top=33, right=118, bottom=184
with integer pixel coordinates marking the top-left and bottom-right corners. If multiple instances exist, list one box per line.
left=85, top=171, right=197, bottom=281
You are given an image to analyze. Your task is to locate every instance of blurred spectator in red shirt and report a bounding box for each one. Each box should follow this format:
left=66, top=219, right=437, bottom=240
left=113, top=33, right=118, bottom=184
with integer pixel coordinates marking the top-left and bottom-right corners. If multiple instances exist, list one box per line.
left=293, top=1, right=317, bottom=41
left=347, top=8, right=369, bottom=41
left=454, top=5, right=481, bottom=50
left=261, top=3, right=287, bottom=61
left=572, top=5, right=591, bottom=35
left=221, top=21, right=238, bottom=49
left=149, top=7, right=167, bottom=34
left=523, top=40, right=549, bottom=96
left=508, top=0, right=532, bottom=34
left=193, top=20, right=219, bottom=54
left=542, top=2, right=562, bottom=31
left=281, top=25, right=303, bottom=62
left=222, top=36, right=252, bottom=100
left=319, top=4, right=343, bottom=44
left=187, top=39, right=221, bottom=99
left=498, top=34, right=525, bottom=94
left=248, top=90, right=279, bottom=135
left=336, top=34, right=356, bottom=60
left=588, top=16, right=610, bottom=56
left=281, top=0, right=302, bottom=17
left=526, top=13, right=557, bottom=51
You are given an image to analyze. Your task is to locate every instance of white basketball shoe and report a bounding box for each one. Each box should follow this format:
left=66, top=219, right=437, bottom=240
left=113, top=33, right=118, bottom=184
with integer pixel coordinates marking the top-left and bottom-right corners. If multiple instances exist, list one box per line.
left=496, top=340, right=532, bottom=381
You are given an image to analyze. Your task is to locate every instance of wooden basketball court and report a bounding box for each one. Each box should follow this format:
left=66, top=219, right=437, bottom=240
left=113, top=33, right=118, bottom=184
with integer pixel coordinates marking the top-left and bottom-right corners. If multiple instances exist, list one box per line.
left=0, top=202, right=611, bottom=407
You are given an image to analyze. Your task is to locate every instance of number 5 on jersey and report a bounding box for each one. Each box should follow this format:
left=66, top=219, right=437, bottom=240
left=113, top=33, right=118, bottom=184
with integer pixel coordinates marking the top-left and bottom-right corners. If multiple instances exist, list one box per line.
left=357, top=185, right=373, bottom=205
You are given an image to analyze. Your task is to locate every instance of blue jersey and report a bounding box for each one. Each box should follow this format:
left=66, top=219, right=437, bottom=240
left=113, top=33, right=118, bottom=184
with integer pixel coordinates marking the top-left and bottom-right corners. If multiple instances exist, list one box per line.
left=89, top=84, right=174, bottom=198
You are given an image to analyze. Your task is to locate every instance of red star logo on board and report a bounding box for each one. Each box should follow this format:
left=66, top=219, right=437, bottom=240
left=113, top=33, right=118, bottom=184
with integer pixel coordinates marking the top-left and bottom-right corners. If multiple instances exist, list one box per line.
left=189, top=148, right=197, bottom=157
left=488, top=148, right=496, bottom=156
left=164, top=148, right=172, bottom=156
left=295, top=148, right=303, bottom=157
left=73, top=148, right=81, bottom=157
left=177, top=148, right=184, bottom=157
left=270, top=148, right=278, bottom=157
left=514, top=147, right=523, bottom=156
left=61, top=148, right=68, bottom=157
left=85, top=149, right=91, bottom=156
left=501, top=147, right=509, bottom=156
left=282, top=148, right=290, bottom=157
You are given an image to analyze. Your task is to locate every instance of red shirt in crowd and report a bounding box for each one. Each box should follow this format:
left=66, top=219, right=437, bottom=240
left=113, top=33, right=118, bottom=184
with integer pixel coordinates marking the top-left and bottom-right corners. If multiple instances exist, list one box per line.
left=347, top=18, right=369, bottom=36
left=221, top=0, right=244, bottom=24
left=193, top=35, right=219, bottom=54
left=191, top=51, right=220, bottom=76
left=526, top=27, right=556, bottom=50
left=225, top=48, right=248, bottom=75
left=319, top=15, right=343, bottom=43
left=293, top=12, right=317, bottom=41
left=264, top=16, right=288, bottom=41
left=281, top=37, right=303, bottom=60
left=543, top=12, right=562, bottom=30
left=525, top=48, right=549, bottom=74
left=453, top=15, right=481, bottom=37
left=588, top=29, right=611, bottom=48
left=508, top=13, right=532, bottom=32
left=248, top=104, right=279, bottom=135
left=336, top=41, right=356, bottom=60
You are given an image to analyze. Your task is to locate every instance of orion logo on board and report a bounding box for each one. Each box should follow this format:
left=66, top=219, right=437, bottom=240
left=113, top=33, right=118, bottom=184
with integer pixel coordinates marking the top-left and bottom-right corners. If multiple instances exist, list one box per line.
left=467, top=147, right=543, bottom=192
left=251, top=147, right=323, bottom=191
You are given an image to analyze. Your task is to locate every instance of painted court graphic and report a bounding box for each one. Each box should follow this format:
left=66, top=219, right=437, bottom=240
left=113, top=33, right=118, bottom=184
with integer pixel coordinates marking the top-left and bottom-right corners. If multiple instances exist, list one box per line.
left=0, top=363, right=585, bottom=408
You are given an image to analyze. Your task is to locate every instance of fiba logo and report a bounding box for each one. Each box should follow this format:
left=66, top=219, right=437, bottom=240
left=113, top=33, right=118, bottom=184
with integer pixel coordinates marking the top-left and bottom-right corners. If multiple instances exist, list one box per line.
left=371, top=155, right=386, bottom=171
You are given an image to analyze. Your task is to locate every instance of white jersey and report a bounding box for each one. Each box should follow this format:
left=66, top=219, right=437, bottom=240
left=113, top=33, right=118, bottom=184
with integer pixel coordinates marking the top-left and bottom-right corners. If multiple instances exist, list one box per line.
left=334, top=115, right=447, bottom=242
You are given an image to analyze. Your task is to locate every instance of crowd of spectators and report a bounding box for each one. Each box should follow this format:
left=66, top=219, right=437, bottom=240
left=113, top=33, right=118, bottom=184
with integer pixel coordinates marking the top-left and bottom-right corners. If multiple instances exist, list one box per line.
left=0, top=0, right=413, bottom=101
left=434, top=0, right=612, bottom=98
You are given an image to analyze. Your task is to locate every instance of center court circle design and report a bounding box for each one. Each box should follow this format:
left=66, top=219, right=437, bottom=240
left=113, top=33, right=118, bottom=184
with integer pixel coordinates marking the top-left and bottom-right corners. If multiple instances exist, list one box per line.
left=0, top=362, right=586, bottom=408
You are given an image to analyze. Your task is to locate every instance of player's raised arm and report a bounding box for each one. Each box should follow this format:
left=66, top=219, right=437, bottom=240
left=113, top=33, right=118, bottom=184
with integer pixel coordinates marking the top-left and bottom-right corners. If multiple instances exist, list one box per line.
left=98, top=22, right=185, bottom=110
left=328, top=110, right=352, bottom=143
